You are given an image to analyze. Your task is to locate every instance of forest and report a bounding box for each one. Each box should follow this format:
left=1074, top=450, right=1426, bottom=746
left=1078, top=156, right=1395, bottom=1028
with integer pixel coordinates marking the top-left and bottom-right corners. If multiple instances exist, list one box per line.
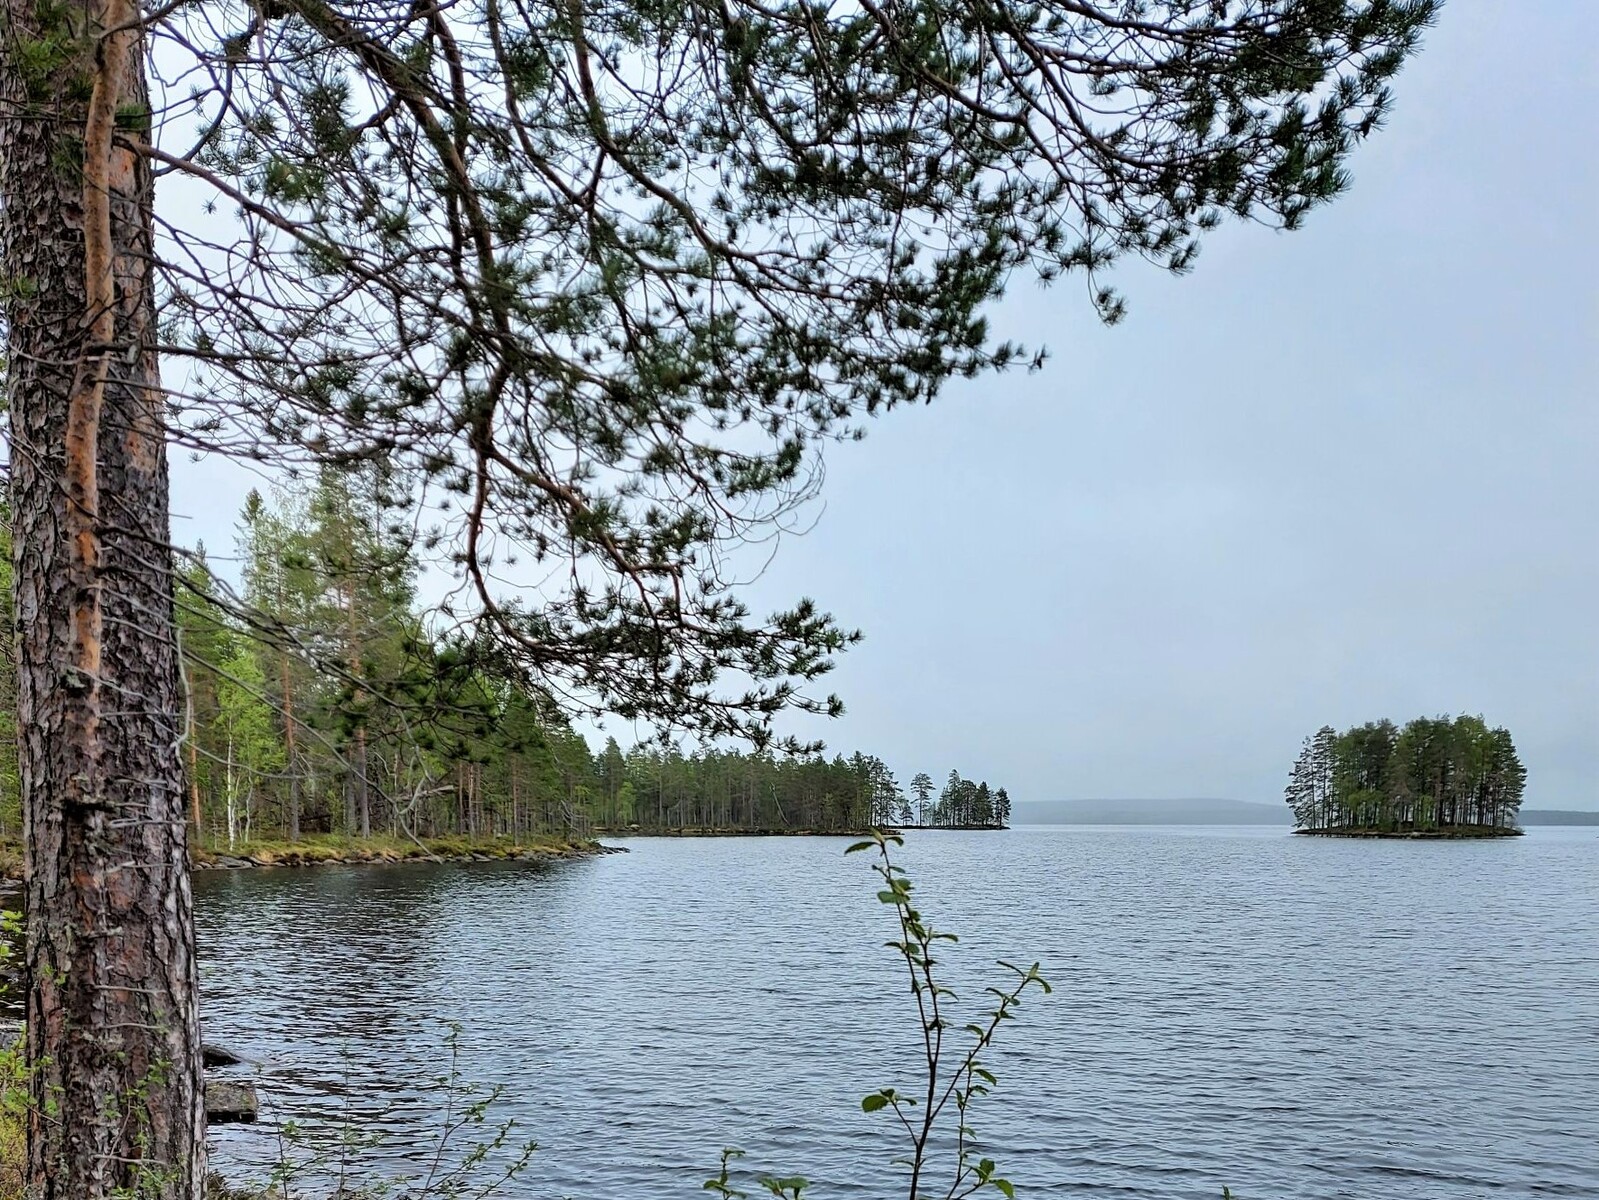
left=0, top=478, right=1009, bottom=848
left=1285, top=716, right=1527, bottom=835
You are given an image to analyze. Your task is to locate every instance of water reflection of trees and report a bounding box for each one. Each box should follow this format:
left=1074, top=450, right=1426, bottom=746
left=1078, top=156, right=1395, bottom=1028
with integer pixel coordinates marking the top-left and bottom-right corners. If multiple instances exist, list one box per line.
left=197, top=861, right=581, bottom=1169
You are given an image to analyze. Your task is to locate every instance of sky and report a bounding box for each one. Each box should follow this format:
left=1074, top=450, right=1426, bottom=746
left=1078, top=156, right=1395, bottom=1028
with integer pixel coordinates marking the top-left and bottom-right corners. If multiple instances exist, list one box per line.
left=170, top=3, right=1599, bottom=810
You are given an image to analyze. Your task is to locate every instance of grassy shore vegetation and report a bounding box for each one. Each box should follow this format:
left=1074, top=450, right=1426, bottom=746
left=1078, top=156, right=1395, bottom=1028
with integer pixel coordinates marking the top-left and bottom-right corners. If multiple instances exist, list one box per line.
left=190, top=832, right=601, bottom=869
left=0, top=1044, right=18, bottom=1200
left=0, top=834, right=600, bottom=883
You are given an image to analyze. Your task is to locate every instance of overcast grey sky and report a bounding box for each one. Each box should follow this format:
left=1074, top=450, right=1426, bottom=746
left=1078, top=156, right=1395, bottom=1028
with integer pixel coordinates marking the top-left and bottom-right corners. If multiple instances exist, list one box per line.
left=172, top=3, right=1598, bottom=809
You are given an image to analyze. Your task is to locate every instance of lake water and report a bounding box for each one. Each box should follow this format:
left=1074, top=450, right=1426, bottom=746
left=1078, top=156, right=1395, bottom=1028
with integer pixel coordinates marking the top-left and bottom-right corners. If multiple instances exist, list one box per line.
left=198, top=827, right=1599, bottom=1199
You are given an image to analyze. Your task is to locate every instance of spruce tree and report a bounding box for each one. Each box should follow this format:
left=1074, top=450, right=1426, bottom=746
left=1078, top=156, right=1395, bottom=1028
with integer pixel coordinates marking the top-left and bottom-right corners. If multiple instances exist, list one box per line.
left=1285, top=737, right=1316, bottom=829
left=975, top=781, right=994, bottom=827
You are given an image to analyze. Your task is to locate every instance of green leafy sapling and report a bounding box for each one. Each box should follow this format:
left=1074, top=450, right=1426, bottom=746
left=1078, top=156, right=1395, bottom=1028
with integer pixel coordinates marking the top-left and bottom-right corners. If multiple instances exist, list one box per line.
left=851, top=831, right=1048, bottom=1200
left=710, top=832, right=1050, bottom=1199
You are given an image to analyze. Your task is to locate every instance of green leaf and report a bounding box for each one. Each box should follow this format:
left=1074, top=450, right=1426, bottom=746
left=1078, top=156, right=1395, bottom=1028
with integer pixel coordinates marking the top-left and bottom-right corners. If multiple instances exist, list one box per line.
left=861, top=1093, right=889, bottom=1113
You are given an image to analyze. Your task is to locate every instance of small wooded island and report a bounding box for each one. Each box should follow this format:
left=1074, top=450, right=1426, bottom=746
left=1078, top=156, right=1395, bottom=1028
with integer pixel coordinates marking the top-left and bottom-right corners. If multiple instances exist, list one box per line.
left=1285, top=715, right=1526, bottom=837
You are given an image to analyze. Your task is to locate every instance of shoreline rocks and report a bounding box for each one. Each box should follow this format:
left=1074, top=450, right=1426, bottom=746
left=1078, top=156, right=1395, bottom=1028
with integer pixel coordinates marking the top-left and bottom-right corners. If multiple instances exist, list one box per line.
left=204, top=1042, right=246, bottom=1068
left=205, top=1080, right=260, bottom=1125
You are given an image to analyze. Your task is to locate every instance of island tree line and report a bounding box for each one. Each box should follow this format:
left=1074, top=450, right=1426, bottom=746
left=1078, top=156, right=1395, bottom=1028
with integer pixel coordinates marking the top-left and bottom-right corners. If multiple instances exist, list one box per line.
left=0, top=484, right=1009, bottom=843
left=1285, top=716, right=1527, bottom=833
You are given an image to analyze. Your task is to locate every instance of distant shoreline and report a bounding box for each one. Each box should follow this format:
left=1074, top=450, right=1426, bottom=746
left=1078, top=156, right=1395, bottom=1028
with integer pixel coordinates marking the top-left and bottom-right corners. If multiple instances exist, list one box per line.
left=599, top=826, right=878, bottom=838
left=1520, top=810, right=1599, bottom=826
left=1015, top=800, right=1599, bottom=828
left=1014, top=798, right=1290, bottom=826
left=597, top=824, right=1007, bottom=838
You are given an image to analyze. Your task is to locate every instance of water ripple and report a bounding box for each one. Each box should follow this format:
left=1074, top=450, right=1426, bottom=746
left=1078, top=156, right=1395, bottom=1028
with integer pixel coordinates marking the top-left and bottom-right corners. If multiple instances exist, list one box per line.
left=199, top=827, right=1599, bottom=1199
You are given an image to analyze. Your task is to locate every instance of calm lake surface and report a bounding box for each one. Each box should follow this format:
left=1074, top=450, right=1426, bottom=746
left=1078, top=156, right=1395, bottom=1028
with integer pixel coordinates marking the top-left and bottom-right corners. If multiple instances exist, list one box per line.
left=199, top=827, right=1599, bottom=1199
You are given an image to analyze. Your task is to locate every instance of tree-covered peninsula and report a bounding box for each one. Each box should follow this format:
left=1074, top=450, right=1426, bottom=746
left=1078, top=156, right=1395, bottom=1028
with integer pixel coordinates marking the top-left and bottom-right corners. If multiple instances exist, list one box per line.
left=1285, top=716, right=1526, bottom=837
left=0, top=485, right=1009, bottom=852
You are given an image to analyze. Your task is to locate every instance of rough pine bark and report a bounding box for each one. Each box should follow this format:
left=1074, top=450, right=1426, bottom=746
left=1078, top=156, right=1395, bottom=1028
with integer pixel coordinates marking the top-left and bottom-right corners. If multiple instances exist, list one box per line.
left=0, top=0, right=206, bottom=1193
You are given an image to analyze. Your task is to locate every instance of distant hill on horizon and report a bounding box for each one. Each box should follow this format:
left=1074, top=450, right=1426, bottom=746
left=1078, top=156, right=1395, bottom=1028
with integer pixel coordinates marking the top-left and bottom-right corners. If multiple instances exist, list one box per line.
left=1519, top=809, right=1599, bottom=826
left=1012, top=799, right=1597, bottom=827
left=1014, top=798, right=1292, bottom=826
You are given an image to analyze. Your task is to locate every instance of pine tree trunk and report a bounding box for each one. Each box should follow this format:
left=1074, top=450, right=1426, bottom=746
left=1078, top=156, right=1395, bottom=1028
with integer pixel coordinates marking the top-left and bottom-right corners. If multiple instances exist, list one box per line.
left=0, top=0, right=205, bottom=1193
